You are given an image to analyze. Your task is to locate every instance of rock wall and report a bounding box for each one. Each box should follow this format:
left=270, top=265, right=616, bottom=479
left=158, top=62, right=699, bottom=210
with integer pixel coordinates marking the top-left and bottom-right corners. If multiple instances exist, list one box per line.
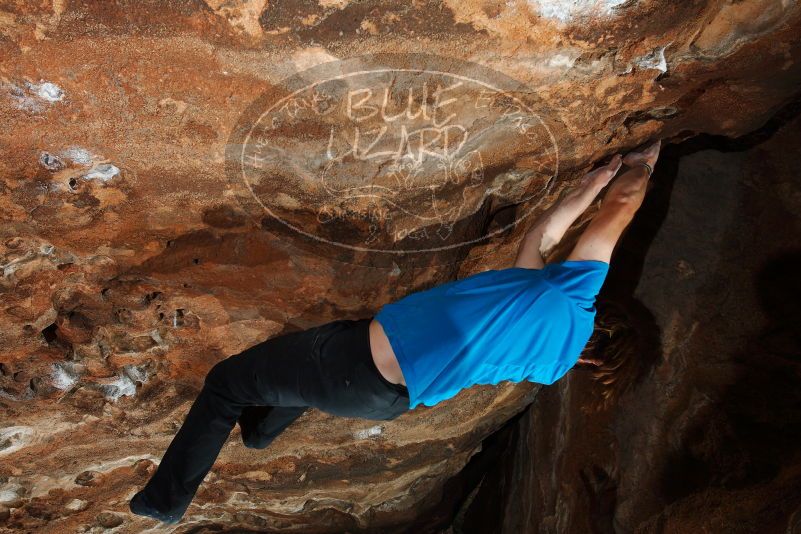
left=1, top=0, right=800, bottom=532
left=459, top=100, right=801, bottom=534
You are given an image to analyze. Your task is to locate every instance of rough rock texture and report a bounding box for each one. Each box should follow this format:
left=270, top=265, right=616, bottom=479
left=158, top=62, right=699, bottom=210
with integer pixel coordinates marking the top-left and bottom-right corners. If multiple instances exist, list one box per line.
left=459, top=101, right=801, bottom=533
left=1, top=0, right=800, bottom=532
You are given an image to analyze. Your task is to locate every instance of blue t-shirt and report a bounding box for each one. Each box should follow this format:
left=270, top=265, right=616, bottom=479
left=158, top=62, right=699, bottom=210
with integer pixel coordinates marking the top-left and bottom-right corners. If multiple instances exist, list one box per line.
left=374, top=260, right=609, bottom=409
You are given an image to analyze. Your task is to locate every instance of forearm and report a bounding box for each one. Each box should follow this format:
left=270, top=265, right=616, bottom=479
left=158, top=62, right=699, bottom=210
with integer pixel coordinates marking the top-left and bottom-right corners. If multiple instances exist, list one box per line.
left=520, top=183, right=602, bottom=256
left=513, top=154, right=622, bottom=269
left=567, top=166, right=649, bottom=263
left=514, top=226, right=546, bottom=269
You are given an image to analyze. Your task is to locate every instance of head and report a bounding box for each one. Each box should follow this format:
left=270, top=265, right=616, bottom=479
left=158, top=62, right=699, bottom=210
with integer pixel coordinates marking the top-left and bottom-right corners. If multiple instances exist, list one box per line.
left=573, top=298, right=660, bottom=410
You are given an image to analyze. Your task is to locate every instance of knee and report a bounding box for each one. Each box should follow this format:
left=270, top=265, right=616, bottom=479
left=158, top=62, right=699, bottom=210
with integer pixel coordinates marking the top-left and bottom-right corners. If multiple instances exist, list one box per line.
left=204, top=358, right=232, bottom=389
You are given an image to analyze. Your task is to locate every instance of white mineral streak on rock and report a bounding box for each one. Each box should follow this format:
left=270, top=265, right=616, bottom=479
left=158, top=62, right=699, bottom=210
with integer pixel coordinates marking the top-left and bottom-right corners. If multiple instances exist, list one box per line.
left=83, top=163, right=120, bottom=182
left=97, top=365, right=149, bottom=400
left=62, top=147, right=94, bottom=165
left=52, top=362, right=80, bottom=391
left=354, top=425, right=383, bottom=439
left=39, top=151, right=64, bottom=170
left=0, top=426, right=34, bottom=456
left=100, top=375, right=137, bottom=400
left=635, top=44, right=670, bottom=73
left=547, top=53, right=577, bottom=68
left=6, top=80, right=64, bottom=112
left=1, top=253, right=30, bottom=278
left=531, top=0, right=630, bottom=23
left=291, top=47, right=341, bottom=72
left=28, top=455, right=160, bottom=498
left=0, top=484, right=26, bottom=508
left=1, top=242, right=75, bottom=283
left=28, top=81, right=64, bottom=102
left=57, top=147, right=123, bottom=189
left=65, top=498, right=89, bottom=511
left=0, top=487, right=22, bottom=503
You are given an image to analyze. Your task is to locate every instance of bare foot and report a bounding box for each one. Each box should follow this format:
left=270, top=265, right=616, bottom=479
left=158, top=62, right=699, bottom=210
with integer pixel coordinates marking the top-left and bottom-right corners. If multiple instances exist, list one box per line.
left=622, top=139, right=661, bottom=171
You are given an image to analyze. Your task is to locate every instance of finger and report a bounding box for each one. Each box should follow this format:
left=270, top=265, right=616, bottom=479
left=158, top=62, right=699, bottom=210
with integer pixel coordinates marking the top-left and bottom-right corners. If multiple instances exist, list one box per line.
left=642, top=139, right=661, bottom=164
left=586, top=154, right=621, bottom=180
left=596, top=154, right=622, bottom=185
left=612, top=153, right=623, bottom=173
left=623, top=139, right=662, bottom=167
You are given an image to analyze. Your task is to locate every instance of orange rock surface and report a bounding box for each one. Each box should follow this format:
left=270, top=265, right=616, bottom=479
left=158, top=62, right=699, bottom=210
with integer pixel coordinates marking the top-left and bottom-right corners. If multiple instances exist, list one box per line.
left=1, top=0, right=800, bottom=531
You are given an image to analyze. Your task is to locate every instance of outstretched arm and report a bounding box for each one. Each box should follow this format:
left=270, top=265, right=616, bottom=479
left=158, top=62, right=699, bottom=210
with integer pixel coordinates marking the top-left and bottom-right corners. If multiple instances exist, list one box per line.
left=567, top=140, right=661, bottom=264
left=514, top=154, right=623, bottom=269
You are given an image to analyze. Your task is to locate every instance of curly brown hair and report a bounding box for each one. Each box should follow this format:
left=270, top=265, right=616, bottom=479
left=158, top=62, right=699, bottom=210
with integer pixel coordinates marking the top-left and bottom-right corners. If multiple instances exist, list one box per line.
left=574, top=298, right=660, bottom=410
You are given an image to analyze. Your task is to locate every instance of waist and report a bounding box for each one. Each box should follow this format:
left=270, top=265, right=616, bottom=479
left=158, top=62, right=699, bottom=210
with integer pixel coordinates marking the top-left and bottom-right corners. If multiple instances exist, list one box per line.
left=369, top=318, right=407, bottom=387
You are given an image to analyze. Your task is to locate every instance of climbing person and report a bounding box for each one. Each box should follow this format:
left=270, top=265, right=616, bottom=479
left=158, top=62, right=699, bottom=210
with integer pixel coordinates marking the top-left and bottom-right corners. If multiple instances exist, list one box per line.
left=129, top=139, right=662, bottom=523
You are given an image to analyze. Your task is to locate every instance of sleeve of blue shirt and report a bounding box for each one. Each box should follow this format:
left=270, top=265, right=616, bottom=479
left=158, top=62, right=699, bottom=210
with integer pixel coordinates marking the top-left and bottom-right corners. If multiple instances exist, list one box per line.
left=543, top=260, right=610, bottom=311
left=525, top=260, right=610, bottom=386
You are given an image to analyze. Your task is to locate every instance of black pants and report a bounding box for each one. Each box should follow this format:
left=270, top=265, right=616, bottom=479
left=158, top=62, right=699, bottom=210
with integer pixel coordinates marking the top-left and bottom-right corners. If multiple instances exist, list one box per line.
left=134, top=317, right=409, bottom=521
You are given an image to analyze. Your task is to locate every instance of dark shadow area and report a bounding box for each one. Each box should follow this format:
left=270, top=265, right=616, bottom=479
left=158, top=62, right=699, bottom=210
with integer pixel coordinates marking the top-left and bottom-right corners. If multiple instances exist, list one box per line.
left=659, top=252, right=801, bottom=509
left=609, top=90, right=801, bottom=293
left=402, top=407, right=528, bottom=534
left=448, top=91, right=801, bottom=533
